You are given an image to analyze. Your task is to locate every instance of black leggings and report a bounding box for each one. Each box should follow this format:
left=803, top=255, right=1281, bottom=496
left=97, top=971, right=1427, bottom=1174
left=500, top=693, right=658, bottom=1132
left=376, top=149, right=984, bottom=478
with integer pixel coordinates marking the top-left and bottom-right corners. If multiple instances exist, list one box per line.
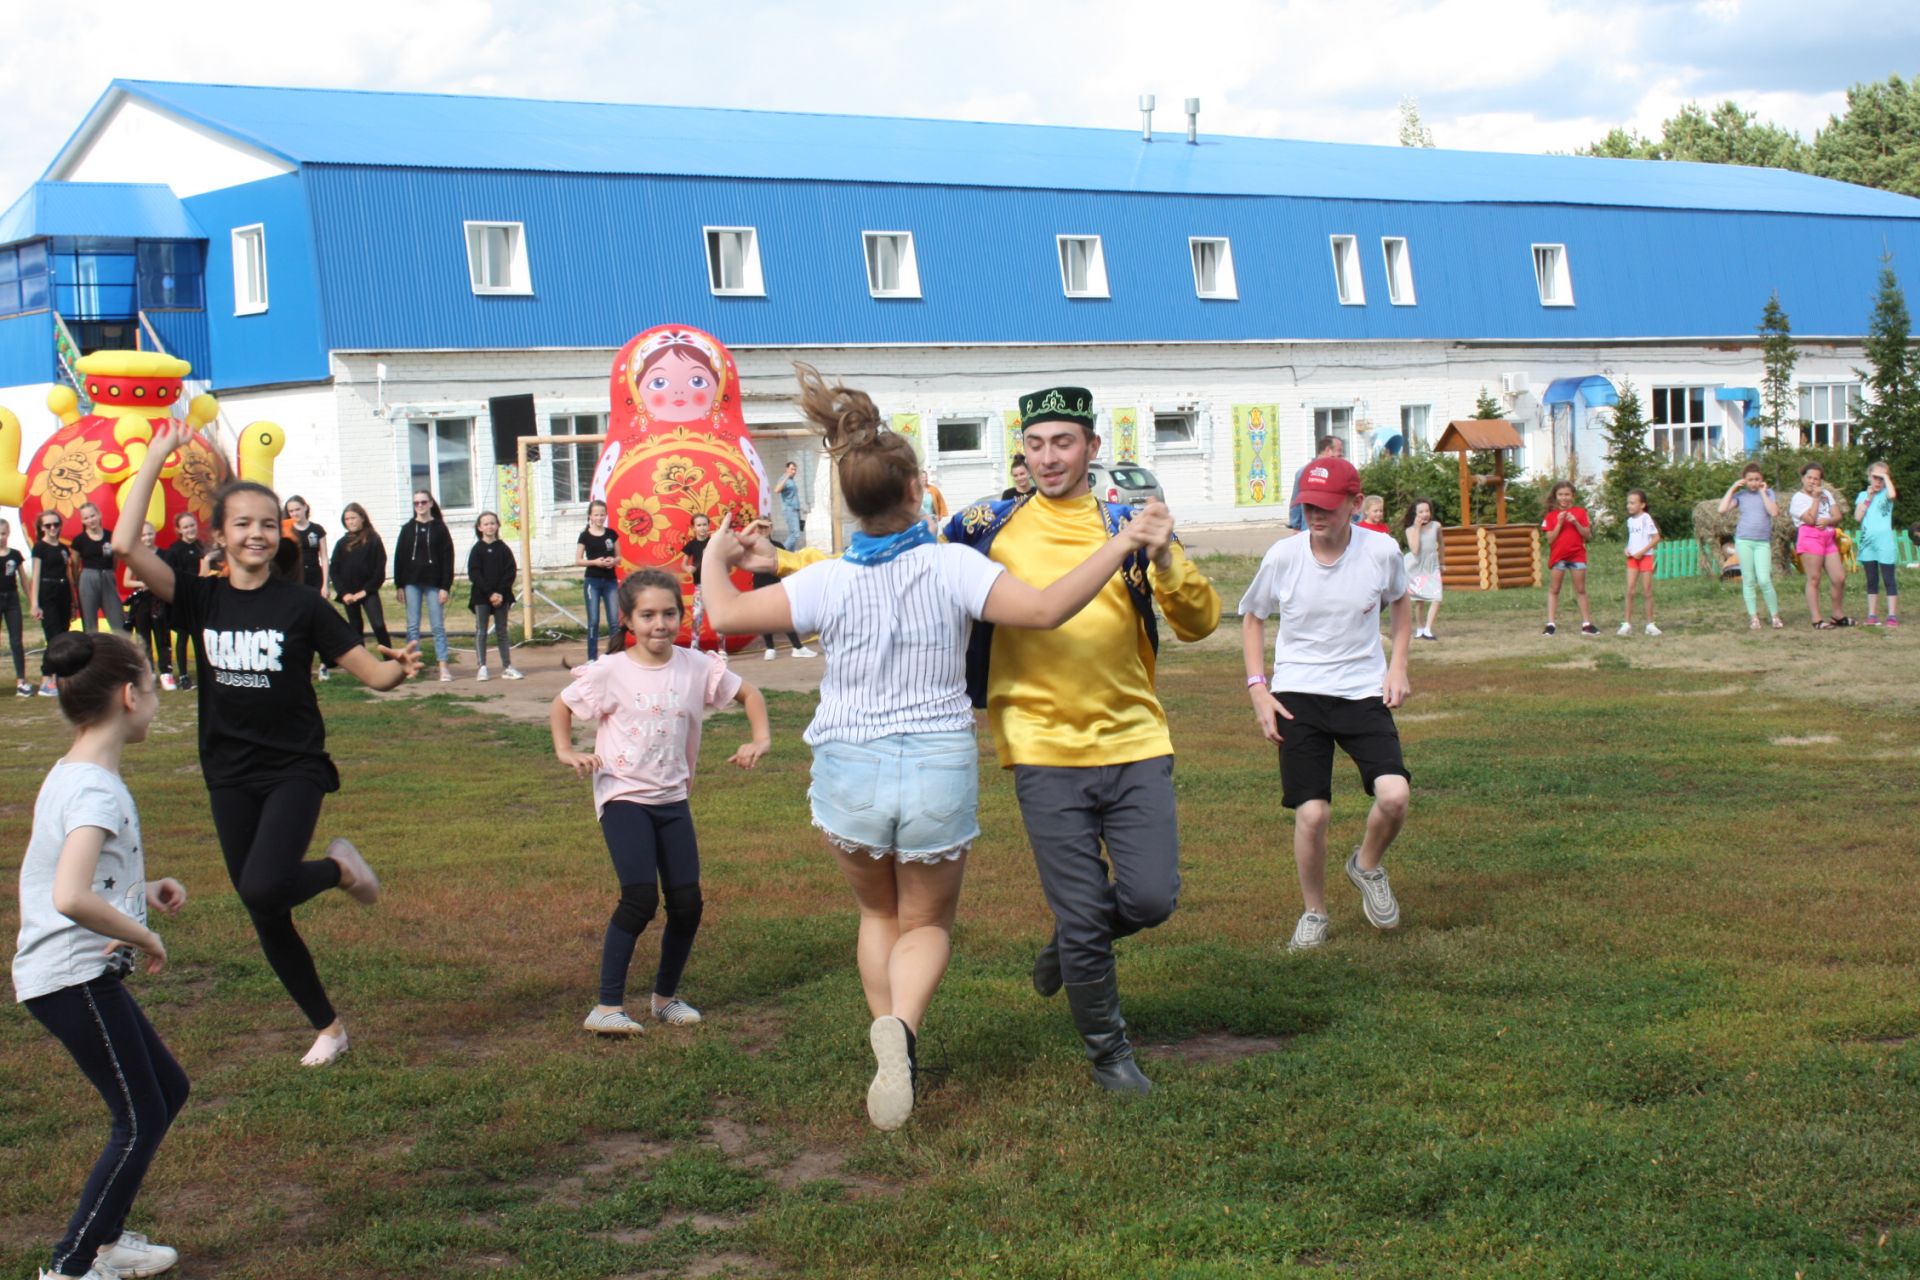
left=169, top=625, right=195, bottom=678
left=40, top=587, right=73, bottom=647
left=2, top=595, right=22, bottom=680
left=25, top=976, right=190, bottom=1278
left=598, top=800, right=703, bottom=1005
left=1864, top=560, right=1899, bottom=597
left=131, top=596, right=171, bottom=676
left=343, top=594, right=392, bottom=649
left=207, top=779, right=343, bottom=1029
left=762, top=631, right=803, bottom=650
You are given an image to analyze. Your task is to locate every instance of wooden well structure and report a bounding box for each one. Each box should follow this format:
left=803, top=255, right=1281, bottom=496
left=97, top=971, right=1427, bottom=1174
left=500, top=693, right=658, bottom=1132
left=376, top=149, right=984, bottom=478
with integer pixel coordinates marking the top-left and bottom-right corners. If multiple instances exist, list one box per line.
left=1433, top=419, right=1542, bottom=591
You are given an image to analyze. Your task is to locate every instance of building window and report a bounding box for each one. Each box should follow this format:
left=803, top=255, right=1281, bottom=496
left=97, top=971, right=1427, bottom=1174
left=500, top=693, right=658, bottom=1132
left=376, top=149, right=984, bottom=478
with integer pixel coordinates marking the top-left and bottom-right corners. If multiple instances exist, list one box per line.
left=862, top=231, right=920, bottom=298
left=464, top=221, right=532, bottom=295
left=1650, top=386, right=1713, bottom=460
left=1154, top=411, right=1196, bottom=447
left=1382, top=237, right=1415, bottom=306
left=705, top=227, right=765, bottom=296
left=1057, top=235, right=1109, bottom=298
left=1329, top=235, right=1365, bottom=306
left=1314, top=406, right=1354, bottom=453
left=232, top=225, right=267, bottom=315
left=549, top=412, right=604, bottom=506
left=1190, top=237, right=1237, bottom=300
left=1798, top=382, right=1862, bottom=447
left=1532, top=243, right=1573, bottom=306
left=1400, top=404, right=1430, bottom=448
left=409, top=417, right=475, bottom=510
left=135, top=241, right=204, bottom=310
left=935, top=416, right=985, bottom=456
left=0, top=242, right=52, bottom=316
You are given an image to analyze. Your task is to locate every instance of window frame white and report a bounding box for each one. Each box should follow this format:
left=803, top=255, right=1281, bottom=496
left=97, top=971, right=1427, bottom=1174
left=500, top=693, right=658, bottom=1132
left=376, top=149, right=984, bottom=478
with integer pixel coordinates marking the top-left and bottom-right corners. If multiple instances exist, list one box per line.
left=704, top=226, right=766, bottom=297
left=933, top=414, right=988, bottom=459
left=231, top=224, right=267, bottom=315
left=463, top=220, right=533, bottom=296
left=1798, top=381, right=1863, bottom=448
left=1329, top=235, right=1365, bottom=306
left=1152, top=410, right=1198, bottom=451
left=1399, top=403, right=1431, bottom=449
left=1532, top=243, right=1574, bottom=307
left=547, top=411, right=606, bottom=508
left=1188, top=236, right=1237, bottom=300
left=1313, top=405, right=1355, bottom=454
left=1382, top=236, right=1416, bottom=306
left=1649, top=385, right=1714, bottom=461
left=407, top=415, right=478, bottom=512
left=861, top=230, right=921, bottom=299
left=1056, top=234, right=1109, bottom=299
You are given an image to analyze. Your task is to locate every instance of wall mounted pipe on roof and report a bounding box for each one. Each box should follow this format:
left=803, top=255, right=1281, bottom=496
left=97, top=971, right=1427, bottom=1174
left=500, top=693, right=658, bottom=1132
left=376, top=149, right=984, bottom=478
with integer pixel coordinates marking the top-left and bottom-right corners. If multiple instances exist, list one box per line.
left=1541, top=375, right=1620, bottom=409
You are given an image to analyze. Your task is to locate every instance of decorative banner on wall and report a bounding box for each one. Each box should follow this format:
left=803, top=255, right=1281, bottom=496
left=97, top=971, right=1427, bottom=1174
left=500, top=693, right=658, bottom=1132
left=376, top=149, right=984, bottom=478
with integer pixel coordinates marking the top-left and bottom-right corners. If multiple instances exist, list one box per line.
left=1110, top=407, right=1140, bottom=463
left=1232, top=404, right=1282, bottom=506
left=888, top=412, right=923, bottom=459
left=496, top=464, right=524, bottom=540
left=1003, top=409, right=1024, bottom=478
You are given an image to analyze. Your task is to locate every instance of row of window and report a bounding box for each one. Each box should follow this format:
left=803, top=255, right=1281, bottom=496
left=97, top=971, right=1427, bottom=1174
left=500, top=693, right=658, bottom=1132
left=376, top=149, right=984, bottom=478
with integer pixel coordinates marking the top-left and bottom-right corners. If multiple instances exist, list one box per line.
left=475, top=222, right=1571, bottom=308
left=1644, top=381, right=1860, bottom=458
left=0, top=239, right=206, bottom=319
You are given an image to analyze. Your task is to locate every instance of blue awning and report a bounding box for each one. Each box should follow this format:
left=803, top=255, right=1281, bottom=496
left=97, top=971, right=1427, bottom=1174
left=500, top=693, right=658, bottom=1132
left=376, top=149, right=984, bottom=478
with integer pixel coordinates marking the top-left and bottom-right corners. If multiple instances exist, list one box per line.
left=1541, top=375, right=1620, bottom=409
left=1716, top=386, right=1762, bottom=422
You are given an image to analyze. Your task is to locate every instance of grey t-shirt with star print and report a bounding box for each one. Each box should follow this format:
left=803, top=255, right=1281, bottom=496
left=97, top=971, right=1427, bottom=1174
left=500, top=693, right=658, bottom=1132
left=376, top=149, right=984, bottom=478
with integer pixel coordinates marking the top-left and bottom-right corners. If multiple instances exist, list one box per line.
left=13, top=761, right=146, bottom=1002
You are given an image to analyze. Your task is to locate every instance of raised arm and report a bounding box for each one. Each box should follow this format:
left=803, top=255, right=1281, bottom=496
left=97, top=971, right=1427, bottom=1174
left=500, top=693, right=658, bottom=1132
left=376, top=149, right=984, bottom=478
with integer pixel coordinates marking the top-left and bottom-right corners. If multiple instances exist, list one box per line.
left=1718, top=482, right=1741, bottom=515
left=978, top=506, right=1162, bottom=629
left=702, top=523, right=796, bottom=636
left=111, top=423, right=194, bottom=602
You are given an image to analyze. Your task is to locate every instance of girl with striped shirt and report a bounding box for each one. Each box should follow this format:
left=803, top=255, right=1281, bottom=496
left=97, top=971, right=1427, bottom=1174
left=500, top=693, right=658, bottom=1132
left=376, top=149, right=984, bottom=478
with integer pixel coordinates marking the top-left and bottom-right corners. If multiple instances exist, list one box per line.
left=702, top=363, right=1168, bottom=1131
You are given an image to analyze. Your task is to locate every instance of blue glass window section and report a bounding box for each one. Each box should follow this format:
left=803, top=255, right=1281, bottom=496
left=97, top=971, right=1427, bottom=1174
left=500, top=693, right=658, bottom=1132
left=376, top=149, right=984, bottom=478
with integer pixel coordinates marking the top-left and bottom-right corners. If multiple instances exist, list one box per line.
left=137, top=241, right=204, bottom=309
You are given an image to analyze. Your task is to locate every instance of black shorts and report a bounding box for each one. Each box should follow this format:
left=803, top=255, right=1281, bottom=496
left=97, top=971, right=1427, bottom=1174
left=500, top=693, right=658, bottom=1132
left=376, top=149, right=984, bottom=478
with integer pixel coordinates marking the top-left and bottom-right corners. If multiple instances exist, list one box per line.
left=1273, top=691, right=1409, bottom=809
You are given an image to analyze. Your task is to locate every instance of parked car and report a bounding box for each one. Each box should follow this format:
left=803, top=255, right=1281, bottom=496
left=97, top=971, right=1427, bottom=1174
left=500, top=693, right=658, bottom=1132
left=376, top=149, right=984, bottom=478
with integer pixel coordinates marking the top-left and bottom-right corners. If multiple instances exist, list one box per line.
left=1089, top=462, right=1164, bottom=507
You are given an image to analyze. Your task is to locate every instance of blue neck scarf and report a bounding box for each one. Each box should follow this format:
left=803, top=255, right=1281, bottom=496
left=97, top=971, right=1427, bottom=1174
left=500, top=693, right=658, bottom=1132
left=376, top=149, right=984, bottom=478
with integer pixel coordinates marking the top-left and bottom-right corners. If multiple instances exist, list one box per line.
left=845, top=520, right=936, bottom=566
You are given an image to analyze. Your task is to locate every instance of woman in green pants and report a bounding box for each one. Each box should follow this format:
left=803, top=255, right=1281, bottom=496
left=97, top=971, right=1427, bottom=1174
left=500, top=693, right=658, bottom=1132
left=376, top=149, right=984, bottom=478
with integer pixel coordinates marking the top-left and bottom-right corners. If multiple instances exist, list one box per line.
left=1719, top=464, right=1784, bottom=629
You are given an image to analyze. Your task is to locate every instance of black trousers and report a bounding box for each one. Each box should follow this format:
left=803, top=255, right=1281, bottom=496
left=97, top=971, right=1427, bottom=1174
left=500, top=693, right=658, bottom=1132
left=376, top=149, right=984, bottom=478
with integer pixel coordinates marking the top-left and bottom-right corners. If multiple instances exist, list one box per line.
left=2, top=594, right=23, bottom=680
left=39, top=586, right=73, bottom=646
left=207, top=779, right=342, bottom=1029
left=342, top=594, right=392, bottom=648
left=1013, top=757, right=1181, bottom=986
left=25, top=976, right=190, bottom=1278
left=598, top=800, right=703, bottom=1005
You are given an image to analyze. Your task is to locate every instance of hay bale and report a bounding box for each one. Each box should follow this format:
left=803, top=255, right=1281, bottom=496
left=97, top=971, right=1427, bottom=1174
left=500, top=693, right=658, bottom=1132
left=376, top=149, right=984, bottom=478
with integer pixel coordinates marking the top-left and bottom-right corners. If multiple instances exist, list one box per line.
left=1690, top=499, right=1795, bottom=579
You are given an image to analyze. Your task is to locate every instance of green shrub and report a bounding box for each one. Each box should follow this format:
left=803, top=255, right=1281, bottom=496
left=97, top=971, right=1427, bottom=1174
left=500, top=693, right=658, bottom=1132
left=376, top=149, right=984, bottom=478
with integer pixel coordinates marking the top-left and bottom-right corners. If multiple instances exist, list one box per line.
left=1358, top=451, right=1546, bottom=529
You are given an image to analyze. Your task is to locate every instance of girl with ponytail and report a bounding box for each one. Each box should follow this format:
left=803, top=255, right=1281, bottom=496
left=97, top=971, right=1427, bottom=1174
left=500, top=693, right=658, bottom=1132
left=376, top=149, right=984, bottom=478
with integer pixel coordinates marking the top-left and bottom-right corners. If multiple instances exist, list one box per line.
left=15, top=631, right=191, bottom=1280
left=699, top=363, right=1170, bottom=1131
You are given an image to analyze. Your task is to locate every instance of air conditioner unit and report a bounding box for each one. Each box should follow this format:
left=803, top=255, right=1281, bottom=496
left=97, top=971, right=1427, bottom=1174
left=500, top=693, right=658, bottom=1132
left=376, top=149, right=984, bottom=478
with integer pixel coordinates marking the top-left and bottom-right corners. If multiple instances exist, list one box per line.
left=1500, top=372, right=1531, bottom=396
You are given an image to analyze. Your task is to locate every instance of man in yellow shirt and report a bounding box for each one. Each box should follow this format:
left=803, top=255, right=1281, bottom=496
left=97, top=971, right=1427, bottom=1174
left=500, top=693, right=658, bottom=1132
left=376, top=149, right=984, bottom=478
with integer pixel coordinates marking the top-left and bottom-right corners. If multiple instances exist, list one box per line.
left=943, top=387, right=1220, bottom=1093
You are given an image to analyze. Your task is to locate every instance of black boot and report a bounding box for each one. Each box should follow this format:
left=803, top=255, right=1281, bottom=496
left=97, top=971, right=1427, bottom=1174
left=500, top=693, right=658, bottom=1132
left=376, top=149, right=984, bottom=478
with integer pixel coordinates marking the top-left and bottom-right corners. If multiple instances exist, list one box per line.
left=1064, top=973, right=1151, bottom=1095
left=1032, top=932, right=1062, bottom=997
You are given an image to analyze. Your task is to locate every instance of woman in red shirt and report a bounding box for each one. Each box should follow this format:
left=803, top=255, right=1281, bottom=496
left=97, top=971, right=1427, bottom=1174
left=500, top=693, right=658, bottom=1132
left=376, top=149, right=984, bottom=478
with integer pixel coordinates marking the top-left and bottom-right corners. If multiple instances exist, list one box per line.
left=1541, top=481, right=1597, bottom=636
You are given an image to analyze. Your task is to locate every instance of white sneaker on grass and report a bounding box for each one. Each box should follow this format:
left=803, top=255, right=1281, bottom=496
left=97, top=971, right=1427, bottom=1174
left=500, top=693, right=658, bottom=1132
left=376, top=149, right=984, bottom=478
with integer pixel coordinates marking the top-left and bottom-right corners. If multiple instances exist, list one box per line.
left=476, top=665, right=490, bottom=681
left=652, top=998, right=702, bottom=1025
left=583, top=1007, right=646, bottom=1036
left=1617, top=621, right=1632, bottom=636
left=867, top=1015, right=915, bottom=1131
left=159, top=673, right=177, bottom=692
left=1644, top=622, right=1662, bottom=637
left=97, top=1228, right=179, bottom=1277
left=1345, top=850, right=1401, bottom=929
left=1286, top=911, right=1329, bottom=951
left=41, top=1265, right=121, bottom=1280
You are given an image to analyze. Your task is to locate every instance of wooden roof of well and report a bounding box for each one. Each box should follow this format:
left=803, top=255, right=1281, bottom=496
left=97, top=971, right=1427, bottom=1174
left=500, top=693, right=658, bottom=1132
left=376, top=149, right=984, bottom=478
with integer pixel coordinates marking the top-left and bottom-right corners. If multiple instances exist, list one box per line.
left=1434, top=419, right=1524, bottom=451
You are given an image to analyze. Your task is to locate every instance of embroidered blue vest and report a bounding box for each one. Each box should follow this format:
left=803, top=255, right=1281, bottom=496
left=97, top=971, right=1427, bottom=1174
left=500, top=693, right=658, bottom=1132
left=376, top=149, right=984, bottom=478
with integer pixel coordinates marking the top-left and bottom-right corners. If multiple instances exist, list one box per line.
left=941, top=493, right=1161, bottom=709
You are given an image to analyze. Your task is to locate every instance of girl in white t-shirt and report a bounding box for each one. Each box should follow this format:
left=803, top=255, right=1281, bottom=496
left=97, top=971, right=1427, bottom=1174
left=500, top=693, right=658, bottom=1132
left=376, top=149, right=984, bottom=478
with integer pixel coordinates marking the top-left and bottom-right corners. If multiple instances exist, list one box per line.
left=551, top=568, right=770, bottom=1037
left=1619, top=489, right=1662, bottom=637
left=1789, top=462, right=1850, bottom=628
left=15, top=632, right=190, bottom=1280
left=700, top=363, right=1168, bottom=1131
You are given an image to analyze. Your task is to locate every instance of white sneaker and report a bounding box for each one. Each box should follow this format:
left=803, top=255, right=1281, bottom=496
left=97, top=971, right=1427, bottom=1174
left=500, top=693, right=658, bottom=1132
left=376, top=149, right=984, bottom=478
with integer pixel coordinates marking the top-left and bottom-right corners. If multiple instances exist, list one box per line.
left=325, top=837, right=380, bottom=906
left=316, top=667, right=331, bottom=681
left=1286, top=911, right=1329, bottom=951
left=159, top=673, right=177, bottom=692
left=764, top=649, right=778, bottom=661
left=97, top=1228, right=179, bottom=1277
left=16, top=680, right=33, bottom=698
left=41, top=1265, right=121, bottom=1279
left=476, top=665, right=491, bottom=681
left=1617, top=621, right=1633, bottom=636
left=1644, top=623, right=1662, bottom=637
left=652, top=998, right=703, bottom=1025
left=1345, top=850, right=1401, bottom=929
left=583, top=1007, right=646, bottom=1036
left=867, top=1016, right=914, bottom=1131
left=300, top=1026, right=349, bottom=1067
left=793, top=645, right=817, bottom=658
left=502, top=667, right=525, bottom=680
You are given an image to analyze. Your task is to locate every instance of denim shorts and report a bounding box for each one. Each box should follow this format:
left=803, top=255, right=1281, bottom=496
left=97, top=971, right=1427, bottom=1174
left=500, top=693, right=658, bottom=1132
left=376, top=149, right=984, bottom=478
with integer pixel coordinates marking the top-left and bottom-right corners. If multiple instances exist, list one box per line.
left=1550, top=559, right=1587, bottom=572
left=808, top=730, right=979, bottom=863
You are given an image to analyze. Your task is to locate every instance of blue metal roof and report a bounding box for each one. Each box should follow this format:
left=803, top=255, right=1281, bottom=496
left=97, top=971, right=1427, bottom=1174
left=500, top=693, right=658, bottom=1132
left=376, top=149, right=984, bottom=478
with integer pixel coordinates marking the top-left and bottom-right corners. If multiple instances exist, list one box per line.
left=1542, top=376, right=1620, bottom=408
left=0, top=181, right=203, bottom=246
left=78, top=80, right=1920, bottom=219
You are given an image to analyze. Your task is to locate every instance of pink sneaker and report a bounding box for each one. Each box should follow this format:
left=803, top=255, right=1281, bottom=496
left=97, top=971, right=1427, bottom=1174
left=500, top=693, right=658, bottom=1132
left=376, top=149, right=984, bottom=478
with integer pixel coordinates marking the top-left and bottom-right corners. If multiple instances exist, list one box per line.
left=1866, top=614, right=1882, bottom=626
left=1888, top=616, right=1902, bottom=628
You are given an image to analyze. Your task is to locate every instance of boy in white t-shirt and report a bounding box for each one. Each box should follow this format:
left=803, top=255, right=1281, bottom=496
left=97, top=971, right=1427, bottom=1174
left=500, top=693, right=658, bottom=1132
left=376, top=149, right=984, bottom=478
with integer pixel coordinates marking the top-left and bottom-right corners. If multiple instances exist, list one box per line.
left=1240, top=457, right=1413, bottom=951
left=1620, top=488, right=1662, bottom=636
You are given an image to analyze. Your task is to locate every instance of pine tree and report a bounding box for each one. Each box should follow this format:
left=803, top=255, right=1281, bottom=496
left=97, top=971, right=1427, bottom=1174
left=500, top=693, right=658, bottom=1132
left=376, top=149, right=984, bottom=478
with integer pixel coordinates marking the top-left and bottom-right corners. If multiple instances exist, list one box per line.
left=1472, top=387, right=1503, bottom=419
left=1758, top=292, right=1798, bottom=445
left=1398, top=97, right=1435, bottom=148
left=1854, top=258, right=1920, bottom=525
left=1600, top=381, right=1656, bottom=525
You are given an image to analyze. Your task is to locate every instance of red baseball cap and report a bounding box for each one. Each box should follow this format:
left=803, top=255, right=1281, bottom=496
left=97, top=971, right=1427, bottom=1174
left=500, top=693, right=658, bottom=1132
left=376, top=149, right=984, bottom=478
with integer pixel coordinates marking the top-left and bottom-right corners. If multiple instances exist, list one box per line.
left=1294, top=457, right=1362, bottom=508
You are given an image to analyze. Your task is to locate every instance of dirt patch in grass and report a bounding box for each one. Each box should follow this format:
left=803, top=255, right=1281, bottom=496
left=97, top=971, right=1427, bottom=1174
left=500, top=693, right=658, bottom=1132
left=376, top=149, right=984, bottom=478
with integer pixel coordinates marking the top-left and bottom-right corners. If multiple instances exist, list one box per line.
left=1146, top=1031, right=1294, bottom=1065
left=684, top=1253, right=779, bottom=1277
left=1772, top=734, right=1839, bottom=746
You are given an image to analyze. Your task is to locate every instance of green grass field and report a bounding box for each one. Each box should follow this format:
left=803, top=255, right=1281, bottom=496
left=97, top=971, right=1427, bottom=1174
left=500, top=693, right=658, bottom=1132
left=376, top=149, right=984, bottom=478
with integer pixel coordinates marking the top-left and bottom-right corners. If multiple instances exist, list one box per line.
left=3, top=549, right=1917, bottom=1278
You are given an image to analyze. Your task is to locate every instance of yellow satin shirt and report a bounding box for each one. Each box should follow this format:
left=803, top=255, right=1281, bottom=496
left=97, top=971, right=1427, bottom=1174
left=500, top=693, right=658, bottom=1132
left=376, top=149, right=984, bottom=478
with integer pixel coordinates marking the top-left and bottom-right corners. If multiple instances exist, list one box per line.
left=984, top=493, right=1219, bottom=769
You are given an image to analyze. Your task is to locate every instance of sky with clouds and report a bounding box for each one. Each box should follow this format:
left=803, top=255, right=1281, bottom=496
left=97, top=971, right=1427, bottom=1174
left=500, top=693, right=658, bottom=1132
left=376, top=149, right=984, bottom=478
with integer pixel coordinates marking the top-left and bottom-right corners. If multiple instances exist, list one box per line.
left=1, top=0, right=1916, bottom=200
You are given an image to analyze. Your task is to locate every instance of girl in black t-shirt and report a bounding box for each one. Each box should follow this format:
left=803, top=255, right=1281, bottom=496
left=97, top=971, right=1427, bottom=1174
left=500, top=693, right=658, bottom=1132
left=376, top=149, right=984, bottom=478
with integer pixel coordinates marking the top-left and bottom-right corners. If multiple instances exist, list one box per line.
left=161, top=512, right=208, bottom=688
left=282, top=496, right=328, bottom=595
left=123, top=522, right=176, bottom=690
left=0, top=517, right=28, bottom=695
left=577, top=499, right=621, bottom=661
left=29, top=513, right=76, bottom=695
left=72, top=502, right=127, bottom=633
left=117, top=424, right=424, bottom=1068
left=330, top=503, right=392, bottom=651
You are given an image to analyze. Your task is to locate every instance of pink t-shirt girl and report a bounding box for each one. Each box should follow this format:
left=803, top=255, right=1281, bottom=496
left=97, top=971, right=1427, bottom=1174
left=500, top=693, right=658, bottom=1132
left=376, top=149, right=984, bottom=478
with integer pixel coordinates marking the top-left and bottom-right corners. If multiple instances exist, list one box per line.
left=561, top=648, right=742, bottom=814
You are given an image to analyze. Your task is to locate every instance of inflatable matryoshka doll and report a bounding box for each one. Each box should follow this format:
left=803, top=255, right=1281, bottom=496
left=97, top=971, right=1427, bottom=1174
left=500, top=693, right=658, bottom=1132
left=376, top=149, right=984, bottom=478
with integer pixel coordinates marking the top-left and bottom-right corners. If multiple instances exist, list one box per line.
left=594, top=326, right=769, bottom=651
